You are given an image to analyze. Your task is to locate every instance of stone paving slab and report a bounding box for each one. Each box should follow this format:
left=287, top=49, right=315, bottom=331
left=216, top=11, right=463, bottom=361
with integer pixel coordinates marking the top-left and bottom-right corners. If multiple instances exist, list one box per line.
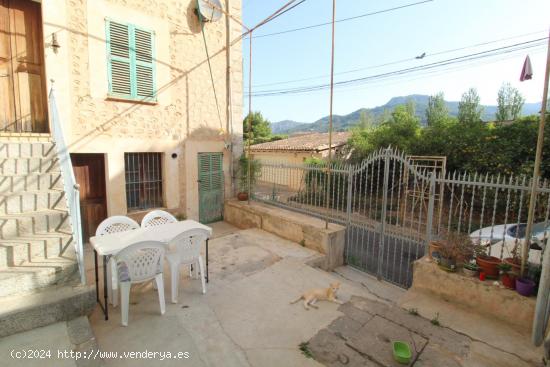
left=347, top=316, right=428, bottom=367
left=307, top=296, right=539, bottom=367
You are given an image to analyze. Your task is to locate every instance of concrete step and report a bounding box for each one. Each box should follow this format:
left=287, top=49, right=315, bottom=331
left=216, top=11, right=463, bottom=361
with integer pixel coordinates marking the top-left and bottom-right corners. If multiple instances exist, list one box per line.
left=0, top=283, right=95, bottom=338
left=0, top=189, right=66, bottom=214
left=0, top=172, right=63, bottom=194
left=0, top=230, right=74, bottom=267
left=0, top=256, right=79, bottom=298
left=0, top=156, right=59, bottom=175
left=0, top=141, right=56, bottom=158
left=0, top=209, right=71, bottom=238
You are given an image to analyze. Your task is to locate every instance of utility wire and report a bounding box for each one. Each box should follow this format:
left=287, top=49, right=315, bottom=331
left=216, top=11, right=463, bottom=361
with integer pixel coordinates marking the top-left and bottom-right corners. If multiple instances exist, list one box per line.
left=251, top=0, right=434, bottom=39
left=246, top=30, right=547, bottom=89
left=247, top=38, right=547, bottom=97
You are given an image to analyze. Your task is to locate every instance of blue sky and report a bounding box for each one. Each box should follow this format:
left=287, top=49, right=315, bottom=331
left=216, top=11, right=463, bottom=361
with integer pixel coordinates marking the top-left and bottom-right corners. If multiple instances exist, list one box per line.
left=241, top=0, right=550, bottom=123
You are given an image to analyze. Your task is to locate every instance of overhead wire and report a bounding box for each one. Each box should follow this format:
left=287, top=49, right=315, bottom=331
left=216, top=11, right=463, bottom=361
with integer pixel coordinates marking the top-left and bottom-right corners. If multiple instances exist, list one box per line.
left=251, top=0, right=434, bottom=39
left=246, top=29, right=548, bottom=89
left=247, top=38, right=548, bottom=97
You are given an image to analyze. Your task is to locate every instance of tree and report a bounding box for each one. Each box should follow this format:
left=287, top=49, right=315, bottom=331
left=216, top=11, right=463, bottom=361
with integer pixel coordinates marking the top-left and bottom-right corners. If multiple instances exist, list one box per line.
left=496, top=82, right=525, bottom=121
left=458, top=88, right=484, bottom=124
left=243, top=111, right=272, bottom=145
left=426, top=92, right=449, bottom=126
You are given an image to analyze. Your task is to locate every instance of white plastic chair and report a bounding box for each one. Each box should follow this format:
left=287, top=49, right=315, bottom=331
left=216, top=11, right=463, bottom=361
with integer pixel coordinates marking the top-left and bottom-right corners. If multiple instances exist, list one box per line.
left=114, top=241, right=166, bottom=326
left=141, top=210, right=177, bottom=228
left=96, top=216, right=140, bottom=307
left=166, top=228, right=209, bottom=303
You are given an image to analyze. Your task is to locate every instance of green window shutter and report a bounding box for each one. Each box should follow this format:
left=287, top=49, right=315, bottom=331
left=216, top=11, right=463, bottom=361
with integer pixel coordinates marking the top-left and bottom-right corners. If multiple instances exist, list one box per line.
left=106, top=20, right=156, bottom=101
left=134, top=27, right=155, bottom=99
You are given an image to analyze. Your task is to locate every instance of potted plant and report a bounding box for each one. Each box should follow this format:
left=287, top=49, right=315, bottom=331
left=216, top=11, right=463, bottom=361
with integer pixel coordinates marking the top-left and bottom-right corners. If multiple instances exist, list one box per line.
left=502, top=244, right=522, bottom=274
left=237, top=154, right=261, bottom=201
left=474, top=243, right=501, bottom=279
left=497, top=262, right=516, bottom=289
left=516, top=277, right=536, bottom=297
left=462, top=262, right=479, bottom=277
left=428, top=240, right=443, bottom=260
left=435, top=232, right=474, bottom=272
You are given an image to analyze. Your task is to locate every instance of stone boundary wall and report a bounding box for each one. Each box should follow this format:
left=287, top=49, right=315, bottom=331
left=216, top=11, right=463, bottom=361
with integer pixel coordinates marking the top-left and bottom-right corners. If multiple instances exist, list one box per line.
left=409, top=258, right=536, bottom=332
left=224, top=199, right=345, bottom=271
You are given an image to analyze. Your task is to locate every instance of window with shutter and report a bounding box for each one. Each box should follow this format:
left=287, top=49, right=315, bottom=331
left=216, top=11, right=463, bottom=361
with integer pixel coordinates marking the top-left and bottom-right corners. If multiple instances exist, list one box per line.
left=106, top=20, right=156, bottom=101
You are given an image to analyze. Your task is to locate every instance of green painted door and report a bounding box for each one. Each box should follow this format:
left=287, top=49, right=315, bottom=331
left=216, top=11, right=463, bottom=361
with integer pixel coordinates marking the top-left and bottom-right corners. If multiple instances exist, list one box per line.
left=198, top=152, right=224, bottom=223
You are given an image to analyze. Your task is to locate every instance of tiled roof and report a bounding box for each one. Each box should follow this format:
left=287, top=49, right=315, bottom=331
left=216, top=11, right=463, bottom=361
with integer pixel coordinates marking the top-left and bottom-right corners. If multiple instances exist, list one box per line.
left=250, top=132, right=351, bottom=152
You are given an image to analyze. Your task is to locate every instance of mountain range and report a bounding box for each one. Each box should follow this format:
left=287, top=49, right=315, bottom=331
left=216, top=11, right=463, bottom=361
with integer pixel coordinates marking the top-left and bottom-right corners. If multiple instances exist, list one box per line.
left=270, top=94, right=541, bottom=134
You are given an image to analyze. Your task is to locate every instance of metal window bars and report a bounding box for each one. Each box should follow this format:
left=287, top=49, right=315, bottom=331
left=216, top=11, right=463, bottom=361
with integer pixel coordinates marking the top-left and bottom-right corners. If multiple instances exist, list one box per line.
left=124, top=153, right=163, bottom=211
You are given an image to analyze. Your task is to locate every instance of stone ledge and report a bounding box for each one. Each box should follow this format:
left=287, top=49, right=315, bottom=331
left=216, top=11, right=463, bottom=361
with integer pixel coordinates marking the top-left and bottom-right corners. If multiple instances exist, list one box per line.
left=409, top=257, right=536, bottom=332
left=224, top=199, right=345, bottom=271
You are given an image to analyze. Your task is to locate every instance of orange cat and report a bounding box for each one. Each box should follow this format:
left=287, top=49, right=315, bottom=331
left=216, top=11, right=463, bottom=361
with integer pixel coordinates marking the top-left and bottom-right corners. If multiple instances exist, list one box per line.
left=290, top=282, right=343, bottom=310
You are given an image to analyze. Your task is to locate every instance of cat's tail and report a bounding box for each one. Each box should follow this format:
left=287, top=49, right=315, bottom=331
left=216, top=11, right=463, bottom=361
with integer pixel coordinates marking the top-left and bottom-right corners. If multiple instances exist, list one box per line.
left=289, top=296, right=302, bottom=304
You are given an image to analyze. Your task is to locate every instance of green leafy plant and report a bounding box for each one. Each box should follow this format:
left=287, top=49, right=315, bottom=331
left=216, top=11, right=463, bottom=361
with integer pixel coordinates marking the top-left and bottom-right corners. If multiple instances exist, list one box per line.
left=463, top=262, right=479, bottom=271
left=238, top=154, right=261, bottom=193
left=430, top=313, right=441, bottom=327
left=299, top=342, right=313, bottom=359
left=497, top=262, right=512, bottom=274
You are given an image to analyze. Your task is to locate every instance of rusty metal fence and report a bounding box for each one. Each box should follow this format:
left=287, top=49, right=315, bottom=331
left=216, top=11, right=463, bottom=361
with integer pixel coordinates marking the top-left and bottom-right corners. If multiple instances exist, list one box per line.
left=252, top=148, right=550, bottom=288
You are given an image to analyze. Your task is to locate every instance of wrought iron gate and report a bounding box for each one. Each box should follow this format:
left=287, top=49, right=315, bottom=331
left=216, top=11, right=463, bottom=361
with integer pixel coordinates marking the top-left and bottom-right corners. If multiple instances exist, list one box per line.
left=253, top=147, right=550, bottom=289
left=345, top=148, right=436, bottom=288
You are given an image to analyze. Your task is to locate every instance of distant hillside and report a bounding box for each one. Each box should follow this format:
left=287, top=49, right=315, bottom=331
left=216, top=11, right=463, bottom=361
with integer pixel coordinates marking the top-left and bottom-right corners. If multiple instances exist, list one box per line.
left=271, top=94, right=541, bottom=134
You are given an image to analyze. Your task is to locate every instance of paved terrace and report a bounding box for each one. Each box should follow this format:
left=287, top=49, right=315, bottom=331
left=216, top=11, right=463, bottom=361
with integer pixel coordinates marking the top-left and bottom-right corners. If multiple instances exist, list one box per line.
left=0, top=222, right=543, bottom=366
left=89, top=222, right=542, bottom=367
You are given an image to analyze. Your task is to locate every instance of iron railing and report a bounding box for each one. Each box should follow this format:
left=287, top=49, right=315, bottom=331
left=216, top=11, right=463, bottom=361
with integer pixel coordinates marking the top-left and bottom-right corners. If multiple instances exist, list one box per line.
left=49, top=87, right=86, bottom=285
left=252, top=148, right=549, bottom=288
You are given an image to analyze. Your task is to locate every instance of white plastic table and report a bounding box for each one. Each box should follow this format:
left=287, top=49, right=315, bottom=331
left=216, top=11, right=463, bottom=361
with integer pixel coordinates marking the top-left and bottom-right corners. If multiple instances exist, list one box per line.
left=89, top=220, right=212, bottom=320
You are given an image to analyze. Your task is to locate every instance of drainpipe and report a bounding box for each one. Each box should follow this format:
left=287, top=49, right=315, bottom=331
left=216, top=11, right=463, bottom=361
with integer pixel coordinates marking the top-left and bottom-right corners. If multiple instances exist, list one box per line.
left=225, top=0, right=235, bottom=197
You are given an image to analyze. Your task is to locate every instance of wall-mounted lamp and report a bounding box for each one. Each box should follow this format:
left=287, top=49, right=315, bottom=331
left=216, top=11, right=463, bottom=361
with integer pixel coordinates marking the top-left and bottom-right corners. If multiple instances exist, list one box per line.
left=51, top=33, right=61, bottom=54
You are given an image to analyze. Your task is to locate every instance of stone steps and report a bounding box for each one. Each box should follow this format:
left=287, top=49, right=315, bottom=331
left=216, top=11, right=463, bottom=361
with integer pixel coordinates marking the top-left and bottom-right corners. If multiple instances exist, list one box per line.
left=0, top=256, right=78, bottom=298
left=0, top=189, right=67, bottom=214
left=0, top=156, right=60, bottom=175
left=0, top=208, right=71, bottom=238
left=0, top=230, right=74, bottom=267
left=0, top=172, right=64, bottom=194
left=0, top=283, right=95, bottom=338
left=0, top=141, right=56, bottom=158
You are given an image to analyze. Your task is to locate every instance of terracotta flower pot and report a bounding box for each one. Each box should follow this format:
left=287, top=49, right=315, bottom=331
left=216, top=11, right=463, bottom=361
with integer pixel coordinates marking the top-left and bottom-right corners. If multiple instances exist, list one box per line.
left=503, top=257, right=521, bottom=274
left=516, top=278, right=535, bottom=297
left=476, top=256, right=501, bottom=279
left=237, top=192, right=248, bottom=201
left=501, top=273, right=516, bottom=289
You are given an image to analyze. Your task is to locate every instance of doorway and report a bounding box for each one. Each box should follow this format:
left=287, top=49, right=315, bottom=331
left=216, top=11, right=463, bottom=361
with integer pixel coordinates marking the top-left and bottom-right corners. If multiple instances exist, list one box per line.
left=71, top=154, right=107, bottom=242
left=0, top=0, right=49, bottom=133
left=198, top=152, right=224, bottom=224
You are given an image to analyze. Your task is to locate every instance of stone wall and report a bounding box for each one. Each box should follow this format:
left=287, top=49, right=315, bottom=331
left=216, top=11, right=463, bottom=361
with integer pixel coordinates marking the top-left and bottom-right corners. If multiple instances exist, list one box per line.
left=41, top=0, right=243, bottom=219
left=409, top=258, right=536, bottom=332
left=224, top=199, right=346, bottom=271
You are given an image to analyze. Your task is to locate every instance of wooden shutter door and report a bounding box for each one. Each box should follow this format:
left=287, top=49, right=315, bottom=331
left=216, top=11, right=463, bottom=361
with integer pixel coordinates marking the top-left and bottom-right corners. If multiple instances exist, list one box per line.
left=0, top=0, right=48, bottom=133
left=198, top=153, right=224, bottom=224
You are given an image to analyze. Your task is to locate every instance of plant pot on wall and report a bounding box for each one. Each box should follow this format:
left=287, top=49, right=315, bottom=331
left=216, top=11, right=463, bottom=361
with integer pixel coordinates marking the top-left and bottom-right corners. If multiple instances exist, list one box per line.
left=428, top=241, right=443, bottom=260
left=516, top=278, right=535, bottom=297
left=438, top=257, right=457, bottom=272
left=503, top=257, right=521, bottom=274
left=237, top=192, right=248, bottom=201
left=501, top=273, right=516, bottom=289
left=476, top=255, right=501, bottom=279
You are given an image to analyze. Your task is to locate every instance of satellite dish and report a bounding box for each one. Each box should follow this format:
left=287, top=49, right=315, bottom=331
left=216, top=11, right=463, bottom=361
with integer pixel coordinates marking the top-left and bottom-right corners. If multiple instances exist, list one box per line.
left=196, top=0, right=223, bottom=23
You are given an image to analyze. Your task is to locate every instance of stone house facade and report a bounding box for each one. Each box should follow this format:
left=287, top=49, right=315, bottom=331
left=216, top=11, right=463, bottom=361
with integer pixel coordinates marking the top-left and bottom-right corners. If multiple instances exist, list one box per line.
left=21, top=0, right=244, bottom=234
